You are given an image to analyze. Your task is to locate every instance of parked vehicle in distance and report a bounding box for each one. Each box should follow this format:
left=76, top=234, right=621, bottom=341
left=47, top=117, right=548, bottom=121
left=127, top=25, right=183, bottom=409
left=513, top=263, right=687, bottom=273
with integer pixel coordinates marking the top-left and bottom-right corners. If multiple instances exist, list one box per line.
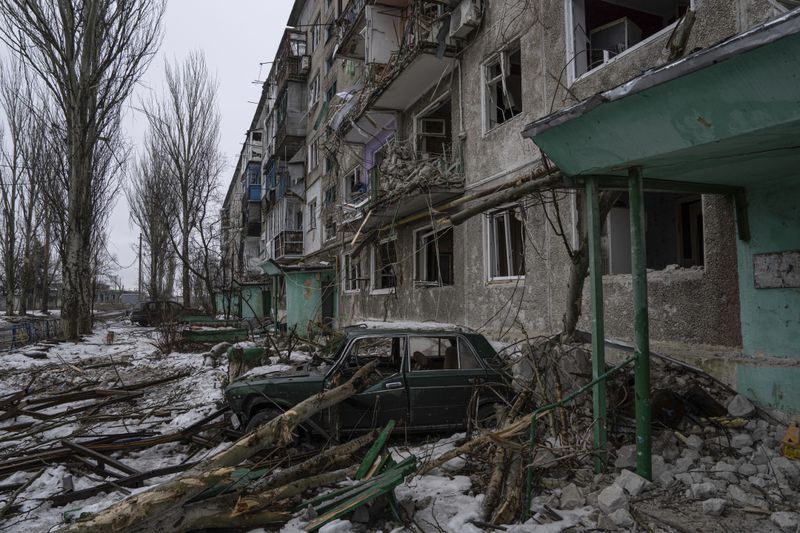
left=225, top=324, right=512, bottom=434
left=129, top=300, right=185, bottom=327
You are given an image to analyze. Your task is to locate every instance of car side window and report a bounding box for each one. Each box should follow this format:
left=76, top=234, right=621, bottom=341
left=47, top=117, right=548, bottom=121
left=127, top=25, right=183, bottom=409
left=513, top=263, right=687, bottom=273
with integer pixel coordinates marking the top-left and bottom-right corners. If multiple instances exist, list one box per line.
left=409, top=336, right=461, bottom=371
left=349, top=336, right=404, bottom=378
left=458, top=338, right=481, bottom=369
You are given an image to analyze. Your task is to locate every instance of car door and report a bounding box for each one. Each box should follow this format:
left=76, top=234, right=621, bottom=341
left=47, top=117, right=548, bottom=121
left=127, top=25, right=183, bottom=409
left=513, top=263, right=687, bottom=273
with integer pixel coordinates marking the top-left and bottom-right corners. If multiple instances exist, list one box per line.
left=405, top=334, right=488, bottom=429
left=333, top=335, right=409, bottom=432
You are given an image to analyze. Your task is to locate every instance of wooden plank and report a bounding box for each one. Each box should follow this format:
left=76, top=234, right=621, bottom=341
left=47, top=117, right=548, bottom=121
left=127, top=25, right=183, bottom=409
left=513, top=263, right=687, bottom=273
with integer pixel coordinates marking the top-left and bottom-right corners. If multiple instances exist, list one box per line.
left=51, top=461, right=199, bottom=506
left=62, top=440, right=140, bottom=477
left=355, top=420, right=395, bottom=480
left=306, top=461, right=415, bottom=532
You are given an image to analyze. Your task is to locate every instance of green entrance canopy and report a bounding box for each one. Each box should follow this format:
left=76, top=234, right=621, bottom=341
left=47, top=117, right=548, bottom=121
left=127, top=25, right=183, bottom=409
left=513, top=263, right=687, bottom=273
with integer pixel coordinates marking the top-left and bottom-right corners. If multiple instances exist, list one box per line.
left=522, top=10, right=800, bottom=187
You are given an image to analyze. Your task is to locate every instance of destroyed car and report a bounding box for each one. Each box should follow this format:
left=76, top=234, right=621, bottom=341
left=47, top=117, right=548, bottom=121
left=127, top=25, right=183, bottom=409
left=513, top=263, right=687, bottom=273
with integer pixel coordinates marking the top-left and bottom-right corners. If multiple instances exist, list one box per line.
left=129, top=300, right=185, bottom=326
left=225, top=326, right=511, bottom=434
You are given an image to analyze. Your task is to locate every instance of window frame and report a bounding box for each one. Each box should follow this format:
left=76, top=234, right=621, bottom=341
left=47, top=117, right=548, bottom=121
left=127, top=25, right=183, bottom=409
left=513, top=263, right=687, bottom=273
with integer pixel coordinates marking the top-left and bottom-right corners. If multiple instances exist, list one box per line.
left=485, top=206, right=526, bottom=282
left=371, top=236, right=398, bottom=294
left=309, top=72, right=320, bottom=109
left=343, top=253, right=362, bottom=293
left=307, top=199, right=317, bottom=231
left=564, top=0, right=694, bottom=86
left=406, top=334, right=485, bottom=372
left=413, top=225, right=454, bottom=288
left=308, top=138, right=319, bottom=170
left=481, top=42, right=522, bottom=134
left=344, top=165, right=367, bottom=203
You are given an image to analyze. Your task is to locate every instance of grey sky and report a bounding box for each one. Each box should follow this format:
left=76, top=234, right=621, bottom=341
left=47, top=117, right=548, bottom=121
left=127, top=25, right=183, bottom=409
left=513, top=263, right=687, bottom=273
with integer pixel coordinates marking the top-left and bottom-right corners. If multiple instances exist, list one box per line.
left=112, top=0, right=294, bottom=289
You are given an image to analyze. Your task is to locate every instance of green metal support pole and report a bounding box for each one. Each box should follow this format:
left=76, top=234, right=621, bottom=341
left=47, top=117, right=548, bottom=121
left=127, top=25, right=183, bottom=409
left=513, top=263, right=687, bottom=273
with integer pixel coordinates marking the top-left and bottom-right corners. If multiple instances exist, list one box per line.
left=585, top=176, right=607, bottom=473
left=628, top=167, right=652, bottom=481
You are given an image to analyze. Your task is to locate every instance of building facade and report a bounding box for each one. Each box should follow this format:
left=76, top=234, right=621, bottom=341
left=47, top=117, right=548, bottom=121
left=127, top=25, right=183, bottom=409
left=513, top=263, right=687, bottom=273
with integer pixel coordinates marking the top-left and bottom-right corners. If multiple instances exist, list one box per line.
left=220, top=0, right=800, bottom=409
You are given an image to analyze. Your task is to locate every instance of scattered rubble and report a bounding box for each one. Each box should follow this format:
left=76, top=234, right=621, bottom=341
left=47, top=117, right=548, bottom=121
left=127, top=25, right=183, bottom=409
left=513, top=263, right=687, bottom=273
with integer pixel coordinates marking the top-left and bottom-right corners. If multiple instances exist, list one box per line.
left=2, top=323, right=800, bottom=532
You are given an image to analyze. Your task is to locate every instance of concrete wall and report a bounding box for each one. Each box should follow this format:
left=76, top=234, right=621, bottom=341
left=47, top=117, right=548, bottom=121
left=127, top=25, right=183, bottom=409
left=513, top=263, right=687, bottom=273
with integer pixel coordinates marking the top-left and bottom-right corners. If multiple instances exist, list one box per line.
left=339, top=0, right=770, bottom=351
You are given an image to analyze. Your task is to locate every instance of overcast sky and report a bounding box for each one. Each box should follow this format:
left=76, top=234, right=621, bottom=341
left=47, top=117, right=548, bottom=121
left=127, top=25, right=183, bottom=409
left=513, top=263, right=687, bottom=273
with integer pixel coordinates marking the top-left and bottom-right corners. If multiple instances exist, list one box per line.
left=111, top=0, right=294, bottom=289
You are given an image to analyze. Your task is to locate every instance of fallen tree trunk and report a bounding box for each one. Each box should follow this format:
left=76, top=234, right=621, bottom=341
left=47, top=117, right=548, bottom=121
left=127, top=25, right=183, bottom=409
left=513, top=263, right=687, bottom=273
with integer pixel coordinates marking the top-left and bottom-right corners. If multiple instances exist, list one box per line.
left=158, top=467, right=358, bottom=532
left=252, top=430, right=376, bottom=493
left=60, top=360, right=380, bottom=533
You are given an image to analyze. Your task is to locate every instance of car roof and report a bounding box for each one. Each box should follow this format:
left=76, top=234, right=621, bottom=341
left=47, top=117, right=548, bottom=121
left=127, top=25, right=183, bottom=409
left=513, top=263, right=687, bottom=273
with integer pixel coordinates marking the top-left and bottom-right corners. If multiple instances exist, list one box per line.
left=344, top=325, right=479, bottom=338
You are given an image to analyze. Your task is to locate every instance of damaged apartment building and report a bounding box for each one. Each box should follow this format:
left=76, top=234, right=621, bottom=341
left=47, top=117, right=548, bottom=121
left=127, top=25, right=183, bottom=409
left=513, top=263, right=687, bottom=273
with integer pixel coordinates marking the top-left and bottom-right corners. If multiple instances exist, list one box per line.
left=220, top=0, right=800, bottom=412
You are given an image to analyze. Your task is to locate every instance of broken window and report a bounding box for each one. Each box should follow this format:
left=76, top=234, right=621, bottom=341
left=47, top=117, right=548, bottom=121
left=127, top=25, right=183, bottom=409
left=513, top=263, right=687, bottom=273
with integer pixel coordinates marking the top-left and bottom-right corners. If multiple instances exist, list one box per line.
left=309, top=73, right=320, bottom=108
left=602, top=192, right=704, bottom=274
left=414, top=226, right=454, bottom=287
left=408, top=336, right=480, bottom=371
left=373, top=238, right=397, bottom=291
left=323, top=184, right=336, bottom=207
left=344, top=253, right=362, bottom=292
left=344, top=166, right=368, bottom=203
left=487, top=207, right=526, bottom=279
left=569, top=0, right=691, bottom=79
left=483, top=43, right=522, bottom=131
left=349, top=336, right=404, bottom=376
left=324, top=216, right=337, bottom=241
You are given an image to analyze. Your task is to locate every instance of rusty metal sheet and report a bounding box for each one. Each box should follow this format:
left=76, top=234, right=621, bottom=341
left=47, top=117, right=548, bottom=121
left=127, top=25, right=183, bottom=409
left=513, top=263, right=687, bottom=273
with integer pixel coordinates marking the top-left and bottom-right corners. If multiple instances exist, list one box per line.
left=753, top=250, right=800, bottom=289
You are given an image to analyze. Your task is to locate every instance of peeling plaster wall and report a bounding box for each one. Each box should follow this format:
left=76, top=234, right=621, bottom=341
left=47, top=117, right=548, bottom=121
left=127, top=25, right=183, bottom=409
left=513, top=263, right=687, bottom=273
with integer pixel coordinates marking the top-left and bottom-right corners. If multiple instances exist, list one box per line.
left=338, top=0, right=776, bottom=352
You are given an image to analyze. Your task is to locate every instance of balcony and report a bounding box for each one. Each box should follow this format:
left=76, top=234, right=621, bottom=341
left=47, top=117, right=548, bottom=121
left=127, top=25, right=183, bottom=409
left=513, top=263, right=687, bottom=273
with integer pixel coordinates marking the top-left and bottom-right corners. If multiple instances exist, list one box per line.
left=353, top=141, right=464, bottom=229
left=273, top=230, right=304, bottom=261
left=276, top=29, right=309, bottom=91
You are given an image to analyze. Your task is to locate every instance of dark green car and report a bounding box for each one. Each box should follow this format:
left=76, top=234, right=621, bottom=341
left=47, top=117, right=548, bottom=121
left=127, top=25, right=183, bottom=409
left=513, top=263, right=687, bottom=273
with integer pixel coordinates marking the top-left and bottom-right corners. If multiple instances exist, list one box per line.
left=225, top=326, right=511, bottom=435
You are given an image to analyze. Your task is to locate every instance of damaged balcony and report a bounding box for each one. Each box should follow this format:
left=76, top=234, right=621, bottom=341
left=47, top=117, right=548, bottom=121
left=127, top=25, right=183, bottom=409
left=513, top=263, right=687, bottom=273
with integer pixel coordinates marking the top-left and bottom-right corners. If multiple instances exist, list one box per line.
left=275, top=29, right=309, bottom=91
left=273, top=230, right=304, bottom=262
left=264, top=195, right=304, bottom=263
left=337, top=0, right=477, bottom=111
left=344, top=142, right=464, bottom=229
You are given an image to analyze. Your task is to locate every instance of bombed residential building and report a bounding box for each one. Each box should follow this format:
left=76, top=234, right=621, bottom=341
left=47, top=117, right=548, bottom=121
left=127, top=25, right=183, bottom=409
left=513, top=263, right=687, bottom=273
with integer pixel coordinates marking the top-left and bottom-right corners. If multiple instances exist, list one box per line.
left=220, top=0, right=800, bottom=413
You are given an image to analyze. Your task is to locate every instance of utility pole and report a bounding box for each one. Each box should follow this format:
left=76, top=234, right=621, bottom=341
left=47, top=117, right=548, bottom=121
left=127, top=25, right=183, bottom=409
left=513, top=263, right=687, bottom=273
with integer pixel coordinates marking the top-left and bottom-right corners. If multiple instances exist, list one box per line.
left=137, top=233, right=142, bottom=302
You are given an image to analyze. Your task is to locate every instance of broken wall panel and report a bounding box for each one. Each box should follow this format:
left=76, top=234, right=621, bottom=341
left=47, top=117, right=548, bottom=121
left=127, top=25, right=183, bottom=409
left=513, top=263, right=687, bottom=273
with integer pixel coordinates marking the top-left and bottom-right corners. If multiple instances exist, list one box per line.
left=753, top=250, right=800, bottom=289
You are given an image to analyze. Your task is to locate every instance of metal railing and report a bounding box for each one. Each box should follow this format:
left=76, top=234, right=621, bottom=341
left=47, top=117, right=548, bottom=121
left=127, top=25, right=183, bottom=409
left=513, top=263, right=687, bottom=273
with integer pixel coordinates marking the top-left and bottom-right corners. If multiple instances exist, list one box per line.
left=521, top=355, right=636, bottom=521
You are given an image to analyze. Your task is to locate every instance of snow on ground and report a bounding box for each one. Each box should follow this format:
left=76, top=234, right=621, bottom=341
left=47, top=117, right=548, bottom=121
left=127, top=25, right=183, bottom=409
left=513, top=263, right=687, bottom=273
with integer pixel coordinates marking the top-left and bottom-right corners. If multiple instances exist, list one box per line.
left=0, top=321, right=228, bottom=532
left=2, top=320, right=584, bottom=533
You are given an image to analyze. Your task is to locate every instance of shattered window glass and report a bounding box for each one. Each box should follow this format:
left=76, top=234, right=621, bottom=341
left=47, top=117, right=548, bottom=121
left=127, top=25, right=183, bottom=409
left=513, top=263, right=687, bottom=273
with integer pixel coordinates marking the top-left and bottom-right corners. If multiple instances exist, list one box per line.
left=488, top=207, right=525, bottom=279
left=375, top=239, right=397, bottom=289
left=484, top=44, right=522, bottom=130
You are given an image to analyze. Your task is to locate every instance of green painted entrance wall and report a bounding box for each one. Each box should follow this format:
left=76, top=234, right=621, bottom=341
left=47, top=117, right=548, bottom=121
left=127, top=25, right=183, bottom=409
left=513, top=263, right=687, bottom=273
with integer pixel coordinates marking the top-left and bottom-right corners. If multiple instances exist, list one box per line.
left=736, top=177, right=800, bottom=357
left=736, top=176, right=800, bottom=412
left=285, top=271, right=337, bottom=336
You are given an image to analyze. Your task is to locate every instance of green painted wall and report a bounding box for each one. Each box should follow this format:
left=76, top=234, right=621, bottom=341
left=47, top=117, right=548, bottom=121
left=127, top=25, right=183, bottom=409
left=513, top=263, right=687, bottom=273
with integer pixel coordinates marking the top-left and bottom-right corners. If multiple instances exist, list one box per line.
left=737, top=365, right=800, bottom=414
left=215, top=284, right=271, bottom=319
left=736, top=176, right=800, bottom=358
left=286, top=271, right=337, bottom=337
left=736, top=176, right=800, bottom=413
left=239, top=286, right=265, bottom=319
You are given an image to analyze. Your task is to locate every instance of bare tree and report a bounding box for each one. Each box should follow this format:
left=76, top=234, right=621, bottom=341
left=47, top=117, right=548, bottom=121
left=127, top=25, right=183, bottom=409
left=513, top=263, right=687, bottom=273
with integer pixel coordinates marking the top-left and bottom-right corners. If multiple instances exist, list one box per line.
left=0, top=60, right=30, bottom=315
left=142, top=50, right=224, bottom=308
left=127, top=143, right=174, bottom=300
left=0, top=0, right=165, bottom=338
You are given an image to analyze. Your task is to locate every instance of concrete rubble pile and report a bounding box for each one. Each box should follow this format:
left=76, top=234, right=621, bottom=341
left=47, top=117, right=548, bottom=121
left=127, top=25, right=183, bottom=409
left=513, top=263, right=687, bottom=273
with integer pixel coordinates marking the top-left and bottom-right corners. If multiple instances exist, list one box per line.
left=429, top=338, right=800, bottom=532
left=376, top=141, right=465, bottom=203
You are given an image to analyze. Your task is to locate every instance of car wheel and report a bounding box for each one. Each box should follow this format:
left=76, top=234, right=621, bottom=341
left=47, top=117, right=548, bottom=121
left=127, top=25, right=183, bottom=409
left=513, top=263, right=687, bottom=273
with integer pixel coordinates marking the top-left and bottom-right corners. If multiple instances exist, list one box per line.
left=245, top=408, right=282, bottom=433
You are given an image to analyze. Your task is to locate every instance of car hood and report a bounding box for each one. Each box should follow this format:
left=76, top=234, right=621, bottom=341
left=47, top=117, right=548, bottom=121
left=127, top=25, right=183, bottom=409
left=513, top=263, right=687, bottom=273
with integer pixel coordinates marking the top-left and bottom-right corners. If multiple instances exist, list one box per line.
left=227, top=363, right=328, bottom=388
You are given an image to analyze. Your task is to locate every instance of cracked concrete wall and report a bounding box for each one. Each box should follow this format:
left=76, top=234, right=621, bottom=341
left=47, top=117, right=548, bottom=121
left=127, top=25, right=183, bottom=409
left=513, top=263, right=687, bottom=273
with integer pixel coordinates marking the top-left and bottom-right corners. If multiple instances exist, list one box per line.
left=338, top=0, right=776, bottom=350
